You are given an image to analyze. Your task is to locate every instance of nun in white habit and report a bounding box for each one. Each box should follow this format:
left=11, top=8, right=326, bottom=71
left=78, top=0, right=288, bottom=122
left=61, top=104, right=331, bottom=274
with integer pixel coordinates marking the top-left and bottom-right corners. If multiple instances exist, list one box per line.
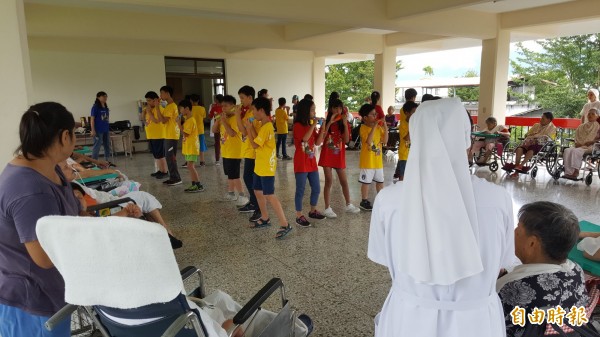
left=368, top=98, right=516, bottom=337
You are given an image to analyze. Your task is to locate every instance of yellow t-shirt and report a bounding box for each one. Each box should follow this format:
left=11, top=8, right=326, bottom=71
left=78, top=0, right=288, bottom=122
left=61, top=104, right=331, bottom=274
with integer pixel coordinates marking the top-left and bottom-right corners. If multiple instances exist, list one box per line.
left=241, top=110, right=262, bottom=159
left=192, top=105, right=206, bottom=135
left=219, top=114, right=243, bottom=159
left=163, top=102, right=180, bottom=140
left=275, top=108, right=288, bottom=135
left=144, top=106, right=165, bottom=139
left=359, top=124, right=385, bottom=169
left=398, top=118, right=410, bottom=161
left=182, top=117, right=199, bottom=156
left=254, top=122, right=277, bottom=176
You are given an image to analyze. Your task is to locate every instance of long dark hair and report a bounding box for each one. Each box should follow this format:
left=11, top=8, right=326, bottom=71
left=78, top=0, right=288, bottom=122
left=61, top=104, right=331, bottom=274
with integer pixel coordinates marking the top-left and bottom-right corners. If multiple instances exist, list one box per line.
left=94, top=91, right=108, bottom=109
left=17, top=102, right=75, bottom=159
left=371, top=91, right=381, bottom=106
left=325, top=98, right=346, bottom=135
left=295, top=99, right=313, bottom=126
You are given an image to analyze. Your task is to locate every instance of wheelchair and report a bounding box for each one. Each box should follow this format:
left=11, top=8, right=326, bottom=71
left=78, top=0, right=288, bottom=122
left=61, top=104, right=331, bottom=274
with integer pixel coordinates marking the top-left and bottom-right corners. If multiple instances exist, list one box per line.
left=547, top=140, right=600, bottom=186
left=470, top=131, right=509, bottom=172
left=501, top=135, right=557, bottom=178
left=38, top=216, right=313, bottom=337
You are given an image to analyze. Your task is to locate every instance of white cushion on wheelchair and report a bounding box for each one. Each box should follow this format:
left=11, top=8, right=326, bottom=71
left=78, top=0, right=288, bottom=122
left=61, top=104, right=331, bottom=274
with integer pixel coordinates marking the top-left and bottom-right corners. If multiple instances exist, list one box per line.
left=36, top=215, right=184, bottom=309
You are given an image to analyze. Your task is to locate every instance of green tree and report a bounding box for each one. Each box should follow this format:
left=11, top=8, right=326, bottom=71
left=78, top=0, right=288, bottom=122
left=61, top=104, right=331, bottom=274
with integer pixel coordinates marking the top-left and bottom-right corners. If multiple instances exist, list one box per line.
left=423, top=65, right=434, bottom=77
left=511, top=34, right=600, bottom=117
left=325, top=60, right=403, bottom=111
left=449, top=70, right=479, bottom=102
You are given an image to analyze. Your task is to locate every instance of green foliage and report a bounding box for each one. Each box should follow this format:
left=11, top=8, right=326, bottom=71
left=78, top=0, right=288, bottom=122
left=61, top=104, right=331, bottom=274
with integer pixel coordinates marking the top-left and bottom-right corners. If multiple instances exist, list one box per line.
left=423, top=66, right=434, bottom=77
left=511, top=34, right=600, bottom=118
left=449, top=70, right=479, bottom=102
left=325, top=60, right=403, bottom=111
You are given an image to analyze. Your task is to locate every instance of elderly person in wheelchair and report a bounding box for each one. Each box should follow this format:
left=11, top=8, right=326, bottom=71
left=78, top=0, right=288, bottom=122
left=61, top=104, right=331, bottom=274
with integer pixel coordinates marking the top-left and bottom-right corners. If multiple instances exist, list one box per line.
left=497, top=202, right=590, bottom=337
left=561, top=108, right=600, bottom=180
left=504, top=112, right=556, bottom=175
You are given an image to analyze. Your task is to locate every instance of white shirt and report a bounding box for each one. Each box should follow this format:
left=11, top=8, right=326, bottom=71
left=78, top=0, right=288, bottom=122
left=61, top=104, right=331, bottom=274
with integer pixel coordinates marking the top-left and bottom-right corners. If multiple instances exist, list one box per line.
left=368, top=177, right=515, bottom=337
left=580, top=101, right=600, bottom=118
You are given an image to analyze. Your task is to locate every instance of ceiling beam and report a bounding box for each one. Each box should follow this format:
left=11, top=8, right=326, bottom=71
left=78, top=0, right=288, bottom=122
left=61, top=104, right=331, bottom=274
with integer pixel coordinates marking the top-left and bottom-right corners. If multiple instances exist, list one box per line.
left=284, top=23, right=353, bottom=41
left=501, top=0, right=600, bottom=30
left=387, top=0, right=488, bottom=19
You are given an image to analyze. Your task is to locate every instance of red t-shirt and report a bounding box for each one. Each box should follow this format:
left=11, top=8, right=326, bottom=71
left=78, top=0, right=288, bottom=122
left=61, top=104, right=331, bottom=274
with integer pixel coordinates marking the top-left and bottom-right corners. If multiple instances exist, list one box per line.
left=375, top=105, right=385, bottom=120
left=293, top=123, right=318, bottom=173
left=318, top=122, right=348, bottom=169
left=209, top=103, right=222, bottom=119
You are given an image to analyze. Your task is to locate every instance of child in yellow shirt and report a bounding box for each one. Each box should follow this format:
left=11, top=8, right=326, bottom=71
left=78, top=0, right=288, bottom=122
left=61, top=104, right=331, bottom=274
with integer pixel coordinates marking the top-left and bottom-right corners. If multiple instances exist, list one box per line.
left=275, top=97, right=291, bottom=160
left=179, top=100, right=203, bottom=193
left=395, top=101, right=419, bottom=182
left=190, top=94, right=207, bottom=166
left=243, top=96, right=292, bottom=239
left=358, top=104, right=388, bottom=211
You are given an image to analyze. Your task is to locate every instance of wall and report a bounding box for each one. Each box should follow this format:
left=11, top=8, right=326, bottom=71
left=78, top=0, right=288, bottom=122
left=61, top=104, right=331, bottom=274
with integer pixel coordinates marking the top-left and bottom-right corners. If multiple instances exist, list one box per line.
left=30, top=50, right=166, bottom=126
left=226, top=50, right=313, bottom=110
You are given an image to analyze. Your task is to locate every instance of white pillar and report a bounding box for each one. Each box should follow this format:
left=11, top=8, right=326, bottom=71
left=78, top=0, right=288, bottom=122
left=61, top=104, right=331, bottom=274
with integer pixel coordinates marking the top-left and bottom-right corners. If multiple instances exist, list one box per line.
left=374, top=46, right=397, bottom=111
left=312, top=56, right=326, bottom=116
left=478, top=30, right=510, bottom=127
left=0, top=0, right=32, bottom=163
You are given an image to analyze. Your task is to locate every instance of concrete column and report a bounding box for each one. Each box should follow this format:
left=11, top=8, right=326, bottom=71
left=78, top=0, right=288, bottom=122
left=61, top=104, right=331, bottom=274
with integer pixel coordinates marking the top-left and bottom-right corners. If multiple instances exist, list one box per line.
left=312, top=56, right=326, bottom=116
left=0, top=0, right=32, bottom=162
left=374, top=46, right=397, bottom=111
left=478, top=29, right=510, bottom=126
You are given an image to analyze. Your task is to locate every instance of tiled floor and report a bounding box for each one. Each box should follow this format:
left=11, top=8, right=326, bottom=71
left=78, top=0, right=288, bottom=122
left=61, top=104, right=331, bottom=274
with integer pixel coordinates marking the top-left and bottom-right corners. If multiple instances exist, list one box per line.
left=112, top=143, right=600, bottom=337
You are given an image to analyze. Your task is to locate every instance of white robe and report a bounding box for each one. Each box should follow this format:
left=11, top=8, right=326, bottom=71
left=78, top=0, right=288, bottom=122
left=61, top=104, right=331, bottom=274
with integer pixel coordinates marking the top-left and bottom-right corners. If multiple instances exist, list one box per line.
left=368, top=177, right=515, bottom=337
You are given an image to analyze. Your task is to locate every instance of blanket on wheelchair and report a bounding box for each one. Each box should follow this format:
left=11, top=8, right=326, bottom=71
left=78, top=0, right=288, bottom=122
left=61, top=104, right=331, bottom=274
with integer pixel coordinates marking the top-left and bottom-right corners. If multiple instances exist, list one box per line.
left=36, top=216, right=184, bottom=309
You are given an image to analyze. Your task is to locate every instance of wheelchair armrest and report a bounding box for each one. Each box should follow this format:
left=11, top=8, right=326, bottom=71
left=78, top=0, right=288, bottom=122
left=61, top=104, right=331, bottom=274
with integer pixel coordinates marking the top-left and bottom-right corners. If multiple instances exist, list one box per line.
left=180, top=266, right=198, bottom=281
left=233, top=278, right=284, bottom=325
left=180, top=266, right=206, bottom=298
left=161, top=311, right=204, bottom=337
left=86, top=197, right=136, bottom=213
left=45, top=304, right=78, bottom=331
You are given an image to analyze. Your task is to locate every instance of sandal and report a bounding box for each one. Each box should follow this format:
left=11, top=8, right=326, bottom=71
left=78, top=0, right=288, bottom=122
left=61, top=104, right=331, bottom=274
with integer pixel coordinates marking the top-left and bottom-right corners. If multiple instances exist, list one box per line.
left=249, top=218, right=271, bottom=228
left=275, top=225, right=293, bottom=239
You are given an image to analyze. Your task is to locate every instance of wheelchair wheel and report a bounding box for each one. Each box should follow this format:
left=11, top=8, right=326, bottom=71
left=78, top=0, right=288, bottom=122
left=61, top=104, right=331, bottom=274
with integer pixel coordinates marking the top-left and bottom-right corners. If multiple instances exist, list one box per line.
left=501, top=141, right=518, bottom=167
left=544, top=144, right=560, bottom=176
left=489, top=161, right=498, bottom=172
left=70, top=307, right=98, bottom=337
left=586, top=173, right=593, bottom=186
left=531, top=166, right=538, bottom=178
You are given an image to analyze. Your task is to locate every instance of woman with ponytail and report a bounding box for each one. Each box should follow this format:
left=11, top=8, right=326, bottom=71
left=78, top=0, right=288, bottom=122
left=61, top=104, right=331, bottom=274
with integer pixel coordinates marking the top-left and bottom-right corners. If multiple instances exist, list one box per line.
left=91, top=91, right=111, bottom=161
left=0, top=102, right=82, bottom=337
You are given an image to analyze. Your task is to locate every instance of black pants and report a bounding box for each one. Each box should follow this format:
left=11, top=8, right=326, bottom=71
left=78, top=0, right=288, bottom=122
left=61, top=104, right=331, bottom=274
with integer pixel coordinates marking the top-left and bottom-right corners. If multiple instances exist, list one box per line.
left=164, top=139, right=181, bottom=181
left=243, top=158, right=257, bottom=206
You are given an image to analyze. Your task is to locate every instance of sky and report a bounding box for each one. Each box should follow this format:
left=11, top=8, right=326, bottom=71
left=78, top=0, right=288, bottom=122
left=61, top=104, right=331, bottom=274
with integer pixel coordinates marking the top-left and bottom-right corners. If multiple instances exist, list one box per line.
left=395, top=40, right=544, bottom=83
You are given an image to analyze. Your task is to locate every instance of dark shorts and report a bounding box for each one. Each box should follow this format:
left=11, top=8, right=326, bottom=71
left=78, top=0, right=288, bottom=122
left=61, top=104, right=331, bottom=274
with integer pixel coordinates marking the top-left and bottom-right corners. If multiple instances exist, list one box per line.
left=149, top=139, right=165, bottom=159
left=222, top=158, right=241, bottom=179
left=253, top=174, right=275, bottom=195
left=518, top=143, right=543, bottom=154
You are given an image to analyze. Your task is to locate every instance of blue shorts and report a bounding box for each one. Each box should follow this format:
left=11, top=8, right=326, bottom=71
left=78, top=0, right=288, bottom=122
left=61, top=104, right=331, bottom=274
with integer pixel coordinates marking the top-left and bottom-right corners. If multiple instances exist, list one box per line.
left=253, top=174, right=275, bottom=195
left=0, top=303, right=70, bottom=337
left=199, top=134, right=207, bottom=153
left=149, top=139, right=165, bottom=159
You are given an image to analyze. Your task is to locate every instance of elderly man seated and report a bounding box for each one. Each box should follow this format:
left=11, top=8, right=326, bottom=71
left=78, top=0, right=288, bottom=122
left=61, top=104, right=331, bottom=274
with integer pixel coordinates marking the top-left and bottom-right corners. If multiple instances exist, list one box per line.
left=504, top=112, right=556, bottom=175
left=497, top=202, right=589, bottom=337
left=562, top=108, right=600, bottom=179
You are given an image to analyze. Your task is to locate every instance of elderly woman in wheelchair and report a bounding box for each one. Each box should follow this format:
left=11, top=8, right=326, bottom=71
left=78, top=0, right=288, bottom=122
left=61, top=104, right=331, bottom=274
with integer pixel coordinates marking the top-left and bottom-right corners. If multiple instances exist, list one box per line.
left=556, top=109, right=600, bottom=182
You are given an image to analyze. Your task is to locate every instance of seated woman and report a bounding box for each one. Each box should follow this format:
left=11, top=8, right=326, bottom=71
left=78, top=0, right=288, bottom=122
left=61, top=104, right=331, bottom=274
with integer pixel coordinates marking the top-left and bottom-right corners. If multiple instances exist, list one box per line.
left=60, top=161, right=183, bottom=249
left=469, top=116, right=509, bottom=165
left=497, top=201, right=588, bottom=337
left=505, top=112, right=556, bottom=174
left=562, top=108, right=600, bottom=179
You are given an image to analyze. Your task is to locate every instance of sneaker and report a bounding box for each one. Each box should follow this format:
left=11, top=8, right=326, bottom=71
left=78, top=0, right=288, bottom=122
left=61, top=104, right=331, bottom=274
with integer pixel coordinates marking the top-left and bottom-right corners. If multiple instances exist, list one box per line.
left=167, top=179, right=182, bottom=186
left=150, top=170, right=161, bottom=177
left=236, top=196, right=249, bottom=208
left=308, top=210, right=326, bottom=220
left=282, top=155, right=292, bottom=160
left=275, top=225, right=293, bottom=239
left=215, top=161, right=221, bottom=166
left=238, top=203, right=256, bottom=213
left=277, top=155, right=283, bottom=159
left=155, top=172, right=168, bottom=179
left=184, top=184, right=201, bottom=193
left=224, top=193, right=238, bottom=201
left=345, top=203, right=361, bottom=213
left=195, top=183, right=205, bottom=191
left=359, top=200, right=373, bottom=211
left=168, top=233, right=183, bottom=249
left=199, top=161, right=205, bottom=167
left=249, top=210, right=261, bottom=222
left=163, top=179, right=172, bottom=184
left=322, top=207, right=338, bottom=218
left=181, top=162, right=187, bottom=168
left=392, top=174, right=400, bottom=182
left=296, top=215, right=311, bottom=227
